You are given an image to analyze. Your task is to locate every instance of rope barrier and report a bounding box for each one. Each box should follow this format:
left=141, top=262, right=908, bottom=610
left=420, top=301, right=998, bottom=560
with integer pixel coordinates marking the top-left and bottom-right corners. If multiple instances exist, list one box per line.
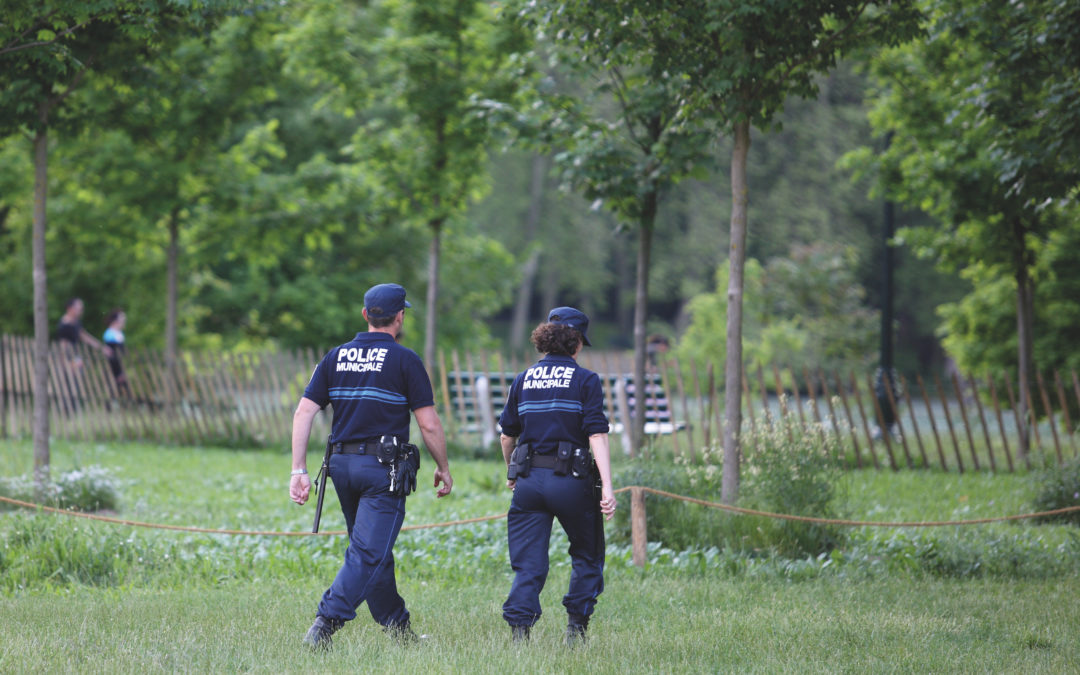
left=613, top=486, right=1080, bottom=527
left=2, top=488, right=1078, bottom=535
left=0, top=494, right=505, bottom=537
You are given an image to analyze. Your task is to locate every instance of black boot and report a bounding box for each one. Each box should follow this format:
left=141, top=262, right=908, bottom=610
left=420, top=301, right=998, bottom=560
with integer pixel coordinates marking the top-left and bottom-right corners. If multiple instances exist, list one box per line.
left=303, top=615, right=344, bottom=651
left=385, top=620, right=423, bottom=645
left=565, top=616, right=588, bottom=648
left=511, top=625, right=531, bottom=644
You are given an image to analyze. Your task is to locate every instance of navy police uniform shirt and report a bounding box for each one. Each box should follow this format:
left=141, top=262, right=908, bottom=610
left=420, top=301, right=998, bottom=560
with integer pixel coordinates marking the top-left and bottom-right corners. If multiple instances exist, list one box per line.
left=499, top=354, right=609, bottom=453
left=303, top=332, right=434, bottom=443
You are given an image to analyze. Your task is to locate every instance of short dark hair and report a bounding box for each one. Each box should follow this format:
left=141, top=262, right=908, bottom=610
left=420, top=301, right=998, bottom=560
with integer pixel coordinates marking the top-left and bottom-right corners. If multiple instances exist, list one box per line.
left=65, top=297, right=82, bottom=310
left=105, top=308, right=124, bottom=327
left=531, top=322, right=582, bottom=356
left=367, top=312, right=396, bottom=329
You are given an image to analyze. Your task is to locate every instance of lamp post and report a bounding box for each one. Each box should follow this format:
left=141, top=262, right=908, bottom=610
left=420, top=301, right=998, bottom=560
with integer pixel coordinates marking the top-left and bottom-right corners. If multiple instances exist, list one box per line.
left=874, top=131, right=898, bottom=432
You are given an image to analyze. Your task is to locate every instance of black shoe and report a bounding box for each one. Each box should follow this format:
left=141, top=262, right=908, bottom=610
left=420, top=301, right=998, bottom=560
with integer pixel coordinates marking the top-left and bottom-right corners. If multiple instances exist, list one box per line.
left=565, top=622, right=587, bottom=648
left=511, top=625, right=530, bottom=644
left=303, top=616, right=344, bottom=651
left=385, top=621, right=425, bottom=645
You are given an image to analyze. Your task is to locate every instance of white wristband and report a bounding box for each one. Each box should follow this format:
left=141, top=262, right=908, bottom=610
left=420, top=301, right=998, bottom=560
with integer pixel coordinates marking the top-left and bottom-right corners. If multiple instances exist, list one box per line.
left=290, top=469, right=307, bottom=476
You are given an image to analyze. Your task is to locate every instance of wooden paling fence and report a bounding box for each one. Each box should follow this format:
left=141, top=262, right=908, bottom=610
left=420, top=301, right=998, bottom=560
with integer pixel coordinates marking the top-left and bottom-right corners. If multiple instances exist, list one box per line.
left=0, top=335, right=330, bottom=447
left=439, top=349, right=1080, bottom=472
left=2, top=334, right=1077, bottom=472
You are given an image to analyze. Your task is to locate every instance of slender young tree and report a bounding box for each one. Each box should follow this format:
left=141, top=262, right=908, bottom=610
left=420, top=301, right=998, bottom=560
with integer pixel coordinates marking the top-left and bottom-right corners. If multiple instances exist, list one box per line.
left=516, top=2, right=716, bottom=452
left=669, top=0, right=922, bottom=502
left=0, top=1, right=238, bottom=488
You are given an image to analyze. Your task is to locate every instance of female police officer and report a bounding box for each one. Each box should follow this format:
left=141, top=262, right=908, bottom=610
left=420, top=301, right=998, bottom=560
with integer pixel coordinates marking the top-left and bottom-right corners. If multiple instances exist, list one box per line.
left=498, top=306, right=617, bottom=646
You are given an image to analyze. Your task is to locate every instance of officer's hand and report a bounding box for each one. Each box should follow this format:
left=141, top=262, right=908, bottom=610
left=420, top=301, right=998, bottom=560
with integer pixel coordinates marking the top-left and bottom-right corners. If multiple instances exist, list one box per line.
left=290, top=473, right=311, bottom=505
left=434, top=469, right=453, bottom=498
left=506, top=479, right=516, bottom=491
left=600, top=487, right=617, bottom=521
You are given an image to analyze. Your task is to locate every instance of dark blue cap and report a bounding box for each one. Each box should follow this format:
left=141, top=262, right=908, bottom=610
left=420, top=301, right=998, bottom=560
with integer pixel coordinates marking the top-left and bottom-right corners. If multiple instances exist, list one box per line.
left=547, top=306, right=591, bottom=347
left=364, top=283, right=411, bottom=319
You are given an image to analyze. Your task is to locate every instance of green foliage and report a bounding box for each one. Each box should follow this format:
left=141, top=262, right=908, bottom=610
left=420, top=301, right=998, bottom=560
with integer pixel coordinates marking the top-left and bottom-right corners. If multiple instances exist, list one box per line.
left=853, top=0, right=1080, bottom=380
left=1031, top=458, right=1080, bottom=526
left=0, top=466, right=120, bottom=512
left=677, top=243, right=878, bottom=377
left=935, top=212, right=1080, bottom=382
left=615, top=411, right=847, bottom=557
left=0, top=515, right=139, bottom=590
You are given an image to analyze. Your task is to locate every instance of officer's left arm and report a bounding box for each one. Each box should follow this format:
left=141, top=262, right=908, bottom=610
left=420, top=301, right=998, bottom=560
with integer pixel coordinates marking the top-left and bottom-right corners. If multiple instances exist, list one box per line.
left=414, top=405, right=453, bottom=497
left=589, top=433, right=617, bottom=520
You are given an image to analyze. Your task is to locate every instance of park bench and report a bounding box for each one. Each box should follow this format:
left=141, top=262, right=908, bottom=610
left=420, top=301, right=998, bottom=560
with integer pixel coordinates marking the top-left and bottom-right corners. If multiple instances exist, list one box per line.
left=444, top=370, right=682, bottom=445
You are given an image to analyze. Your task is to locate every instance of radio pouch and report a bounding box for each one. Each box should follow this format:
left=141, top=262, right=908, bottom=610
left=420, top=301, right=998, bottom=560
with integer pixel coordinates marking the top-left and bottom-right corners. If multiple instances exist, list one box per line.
left=375, top=435, right=399, bottom=465
left=554, top=443, right=573, bottom=476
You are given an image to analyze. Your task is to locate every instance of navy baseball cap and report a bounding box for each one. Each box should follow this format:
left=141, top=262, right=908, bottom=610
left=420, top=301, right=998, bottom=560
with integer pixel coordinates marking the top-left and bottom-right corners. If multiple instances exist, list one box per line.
left=547, top=306, right=592, bottom=346
left=364, top=283, right=412, bottom=319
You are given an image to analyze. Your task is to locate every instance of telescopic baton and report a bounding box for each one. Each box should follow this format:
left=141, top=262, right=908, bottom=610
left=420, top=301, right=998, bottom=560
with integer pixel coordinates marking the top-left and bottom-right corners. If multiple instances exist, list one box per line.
left=312, top=437, right=333, bottom=533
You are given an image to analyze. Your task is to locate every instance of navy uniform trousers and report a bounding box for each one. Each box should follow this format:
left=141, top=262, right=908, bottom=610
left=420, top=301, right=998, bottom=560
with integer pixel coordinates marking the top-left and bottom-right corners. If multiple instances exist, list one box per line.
left=317, top=453, right=410, bottom=627
left=502, top=465, right=605, bottom=627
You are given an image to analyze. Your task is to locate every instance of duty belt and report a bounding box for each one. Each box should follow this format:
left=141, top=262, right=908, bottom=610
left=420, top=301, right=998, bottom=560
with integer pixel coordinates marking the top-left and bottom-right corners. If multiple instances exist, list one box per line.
left=331, top=441, right=374, bottom=455
left=529, top=453, right=560, bottom=469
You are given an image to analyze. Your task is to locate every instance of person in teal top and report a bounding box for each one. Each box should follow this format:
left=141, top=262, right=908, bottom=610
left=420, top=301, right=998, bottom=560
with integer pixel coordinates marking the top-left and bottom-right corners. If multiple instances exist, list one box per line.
left=102, top=308, right=128, bottom=395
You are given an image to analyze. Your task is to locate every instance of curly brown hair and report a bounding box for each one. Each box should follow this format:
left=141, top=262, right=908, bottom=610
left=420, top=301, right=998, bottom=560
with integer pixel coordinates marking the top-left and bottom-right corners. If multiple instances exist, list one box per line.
left=531, top=322, right=582, bottom=356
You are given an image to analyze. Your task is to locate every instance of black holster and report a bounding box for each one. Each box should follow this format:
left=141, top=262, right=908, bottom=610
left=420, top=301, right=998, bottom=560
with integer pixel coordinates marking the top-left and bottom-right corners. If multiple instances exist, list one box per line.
left=555, top=441, right=594, bottom=478
left=376, top=435, right=420, bottom=498
left=507, top=442, right=531, bottom=480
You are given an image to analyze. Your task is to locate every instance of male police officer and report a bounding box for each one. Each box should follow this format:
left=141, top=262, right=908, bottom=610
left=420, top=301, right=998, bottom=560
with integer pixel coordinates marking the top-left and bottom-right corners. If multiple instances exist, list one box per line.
left=289, top=283, right=453, bottom=649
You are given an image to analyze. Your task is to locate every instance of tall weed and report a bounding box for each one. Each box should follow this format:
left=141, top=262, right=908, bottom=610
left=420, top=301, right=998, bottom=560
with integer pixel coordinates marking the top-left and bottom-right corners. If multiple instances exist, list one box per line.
left=1030, top=457, right=1080, bottom=525
left=615, top=410, right=847, bottom=557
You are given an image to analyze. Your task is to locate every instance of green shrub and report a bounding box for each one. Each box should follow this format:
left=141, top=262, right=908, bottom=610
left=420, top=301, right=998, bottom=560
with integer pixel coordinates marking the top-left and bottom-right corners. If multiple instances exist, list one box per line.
left=1030, top=457, right=1080, bottom=525
left=612, top=461, right=738, bottom=552
left=615, top=412, right=847, bottom=557
left=739, top=416, right=848, bottom=556
left=0, top=465, right=120, bottom=512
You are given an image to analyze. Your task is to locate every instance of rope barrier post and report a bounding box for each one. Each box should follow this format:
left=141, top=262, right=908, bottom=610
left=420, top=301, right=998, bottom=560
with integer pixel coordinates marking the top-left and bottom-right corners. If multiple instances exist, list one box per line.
left=631, top=486, right=647, bottom=568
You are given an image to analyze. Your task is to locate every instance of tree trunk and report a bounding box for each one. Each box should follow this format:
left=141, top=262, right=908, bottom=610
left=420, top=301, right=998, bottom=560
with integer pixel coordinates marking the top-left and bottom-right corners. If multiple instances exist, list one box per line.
left=165, top=207, right=180, bottom=387
left=509, top=154, right=549, bottom=350
left=631, top=192, right=658, bottom=454
left=32, top=123, right=50, bottom=492
left=424, top=220, right=442, bottom=372
left=1014, top=231, right=1035, bottom=460
left=722, top=119, right=751, bottom=505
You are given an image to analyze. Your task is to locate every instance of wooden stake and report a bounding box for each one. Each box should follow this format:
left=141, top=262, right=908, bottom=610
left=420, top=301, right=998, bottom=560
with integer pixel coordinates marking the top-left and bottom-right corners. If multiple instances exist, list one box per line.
left=882, top=371, right=912, bottom=468
left=631, top=487, right=647, bottom=568
left=899, top=375, right=929, bottom=467
left=986, top=375, right=1014, bottom=472
left=867, top=372, right=898, bottom=471
left=1002, top=375, right=1032, bottom=470
left=1053, top=370, right=1076, bottom=457
left=933, top=374, right=965, bottom=473
left=915, top=374, right=947, bottom=470
left=1036, top=370, right=1063, bottom=464
left=949, top=372, right=980, bottom=471
left=849, top=372, right=879, bottom=469
left=967, top=374, right=996, bottom=472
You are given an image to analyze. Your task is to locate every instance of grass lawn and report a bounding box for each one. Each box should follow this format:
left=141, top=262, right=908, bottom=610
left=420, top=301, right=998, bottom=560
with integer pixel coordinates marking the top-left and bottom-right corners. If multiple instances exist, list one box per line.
left=2, top=574, right=1077, bottom=673
left=2, top=439, right=1079, bottom=672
